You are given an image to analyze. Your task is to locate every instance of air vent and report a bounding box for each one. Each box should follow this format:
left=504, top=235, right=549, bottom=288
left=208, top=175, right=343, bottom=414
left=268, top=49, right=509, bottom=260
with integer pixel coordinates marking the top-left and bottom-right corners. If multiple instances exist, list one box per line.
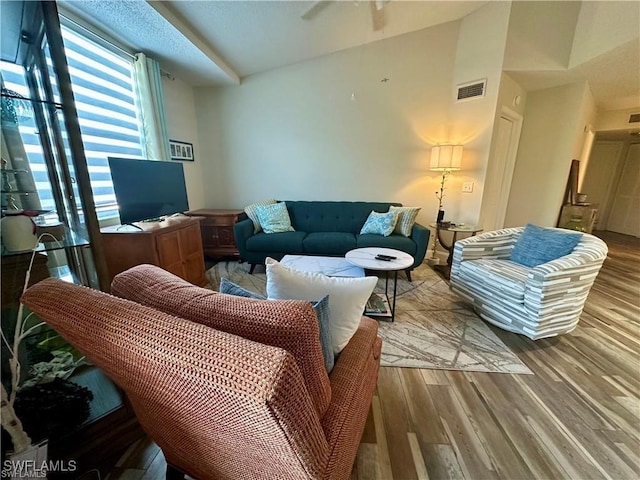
left=456, top=79, right=486, bottom=102
left=629, top=113, right=640, bottom=123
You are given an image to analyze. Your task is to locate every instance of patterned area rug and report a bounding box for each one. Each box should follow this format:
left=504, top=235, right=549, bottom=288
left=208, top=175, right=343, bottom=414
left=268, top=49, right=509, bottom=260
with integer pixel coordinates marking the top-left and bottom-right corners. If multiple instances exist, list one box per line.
left=207, top=262, right=532, bottom=374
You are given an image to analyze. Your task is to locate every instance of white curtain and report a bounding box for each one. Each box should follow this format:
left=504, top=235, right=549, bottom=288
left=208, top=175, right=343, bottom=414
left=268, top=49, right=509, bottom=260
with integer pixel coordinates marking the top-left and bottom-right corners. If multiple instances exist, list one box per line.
left=132, top=53, right=170, bottom=161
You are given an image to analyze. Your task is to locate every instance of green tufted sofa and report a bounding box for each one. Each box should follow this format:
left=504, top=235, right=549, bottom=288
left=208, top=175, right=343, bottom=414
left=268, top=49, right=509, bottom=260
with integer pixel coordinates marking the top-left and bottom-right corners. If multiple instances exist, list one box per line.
left=234, top=201, right=430, bottom=281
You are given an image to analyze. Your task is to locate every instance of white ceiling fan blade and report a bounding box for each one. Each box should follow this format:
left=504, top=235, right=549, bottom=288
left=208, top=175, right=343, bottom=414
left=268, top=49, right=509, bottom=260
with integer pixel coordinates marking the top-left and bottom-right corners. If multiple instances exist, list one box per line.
left=370, top=0, right=386, bottom=31
left=301, top=1, right=333, bottom=20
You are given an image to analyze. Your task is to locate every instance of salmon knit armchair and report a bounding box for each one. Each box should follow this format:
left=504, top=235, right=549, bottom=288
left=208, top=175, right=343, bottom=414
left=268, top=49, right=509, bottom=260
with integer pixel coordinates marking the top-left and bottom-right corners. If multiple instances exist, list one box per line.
left=22, top=265, right=382, bottom=480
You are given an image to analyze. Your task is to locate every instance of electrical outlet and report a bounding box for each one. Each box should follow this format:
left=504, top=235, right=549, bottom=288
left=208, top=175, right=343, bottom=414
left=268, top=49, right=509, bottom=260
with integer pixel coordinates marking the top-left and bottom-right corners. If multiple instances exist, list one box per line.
left=462, top=182, right=474, bottom=193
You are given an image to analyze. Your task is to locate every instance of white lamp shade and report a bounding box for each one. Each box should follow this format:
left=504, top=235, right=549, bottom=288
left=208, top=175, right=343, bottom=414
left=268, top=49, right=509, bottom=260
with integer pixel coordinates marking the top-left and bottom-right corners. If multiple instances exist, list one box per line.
left=430, top=145, right=463, bottom=171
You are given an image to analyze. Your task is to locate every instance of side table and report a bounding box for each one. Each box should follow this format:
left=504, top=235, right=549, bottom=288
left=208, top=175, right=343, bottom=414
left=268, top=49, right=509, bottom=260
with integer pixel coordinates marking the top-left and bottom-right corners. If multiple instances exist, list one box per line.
left=186, top=209, right=247, bottom=260
left=429, top=224, right=482, bottom=279
left=345, top=247, right=414, bottom=322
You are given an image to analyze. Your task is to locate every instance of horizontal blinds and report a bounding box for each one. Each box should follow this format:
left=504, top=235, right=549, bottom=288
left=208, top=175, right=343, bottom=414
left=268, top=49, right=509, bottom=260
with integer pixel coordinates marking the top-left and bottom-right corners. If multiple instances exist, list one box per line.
left=61, top=25, right=143, bottom=219
left=1, top=23, right=143, bottom=220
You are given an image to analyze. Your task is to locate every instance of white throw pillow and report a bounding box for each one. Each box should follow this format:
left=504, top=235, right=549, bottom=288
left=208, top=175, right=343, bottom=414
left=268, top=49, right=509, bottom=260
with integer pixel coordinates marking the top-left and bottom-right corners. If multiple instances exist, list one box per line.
left=265, top=257, right=377, bottom=355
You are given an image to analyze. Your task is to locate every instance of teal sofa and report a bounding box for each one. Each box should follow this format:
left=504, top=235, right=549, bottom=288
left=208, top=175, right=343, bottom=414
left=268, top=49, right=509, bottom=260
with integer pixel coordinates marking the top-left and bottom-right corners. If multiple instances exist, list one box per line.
left=234, top=201, right=430, bottom=281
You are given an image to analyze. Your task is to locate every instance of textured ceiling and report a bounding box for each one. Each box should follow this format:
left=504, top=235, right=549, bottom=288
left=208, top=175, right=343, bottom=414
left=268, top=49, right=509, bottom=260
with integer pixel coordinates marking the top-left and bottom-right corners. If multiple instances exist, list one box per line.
left=58, top=0, right=639, bottom=111
left=59, top=0, right=487, bottom=86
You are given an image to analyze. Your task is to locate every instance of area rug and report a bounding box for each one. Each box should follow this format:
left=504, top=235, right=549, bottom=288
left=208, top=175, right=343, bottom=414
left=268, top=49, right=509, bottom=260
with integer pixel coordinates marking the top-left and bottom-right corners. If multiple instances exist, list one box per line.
left=207, top=262, right=532, bottom=375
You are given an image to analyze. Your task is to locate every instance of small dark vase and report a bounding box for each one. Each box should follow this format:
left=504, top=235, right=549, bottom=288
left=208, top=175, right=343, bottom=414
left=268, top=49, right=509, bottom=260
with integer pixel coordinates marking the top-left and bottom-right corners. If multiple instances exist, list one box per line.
left=436, top=210, right=445, bottom=225
left=13, top=378, right=94, bottom=443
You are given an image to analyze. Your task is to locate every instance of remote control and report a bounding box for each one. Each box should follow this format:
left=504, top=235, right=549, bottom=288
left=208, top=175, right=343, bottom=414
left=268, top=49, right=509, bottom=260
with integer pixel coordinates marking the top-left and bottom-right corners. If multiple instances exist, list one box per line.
left=375, top=254, right=396, bottom=261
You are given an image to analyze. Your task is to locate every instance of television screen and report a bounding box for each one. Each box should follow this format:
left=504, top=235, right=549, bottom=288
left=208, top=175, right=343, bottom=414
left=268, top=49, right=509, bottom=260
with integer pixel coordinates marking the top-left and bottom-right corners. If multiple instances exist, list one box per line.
left=108, top=157, right=189, bottom=224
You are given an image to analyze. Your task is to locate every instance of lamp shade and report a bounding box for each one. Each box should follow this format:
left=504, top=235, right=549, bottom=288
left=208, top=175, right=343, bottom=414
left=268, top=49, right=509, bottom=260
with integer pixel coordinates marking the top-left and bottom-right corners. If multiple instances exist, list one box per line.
left=430, top=145, right=463, bottom=171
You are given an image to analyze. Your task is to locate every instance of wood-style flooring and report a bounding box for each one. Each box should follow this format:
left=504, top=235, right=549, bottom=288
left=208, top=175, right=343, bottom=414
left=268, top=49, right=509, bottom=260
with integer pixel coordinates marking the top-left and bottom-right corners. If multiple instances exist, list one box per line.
left=107, top=231, right=640, bottom=480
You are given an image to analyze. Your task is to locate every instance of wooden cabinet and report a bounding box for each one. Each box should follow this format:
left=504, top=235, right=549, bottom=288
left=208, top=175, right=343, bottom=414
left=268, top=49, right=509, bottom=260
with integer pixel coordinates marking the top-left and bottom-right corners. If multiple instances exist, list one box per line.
left=187, top=209, right=246, bottom=259
left=101, top=217, right=207, bottom=287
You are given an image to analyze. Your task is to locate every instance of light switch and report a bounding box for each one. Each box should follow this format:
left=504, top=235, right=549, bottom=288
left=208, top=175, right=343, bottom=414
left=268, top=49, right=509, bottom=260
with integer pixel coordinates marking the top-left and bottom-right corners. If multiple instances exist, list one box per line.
left=462, top=182, right=474, bottom=193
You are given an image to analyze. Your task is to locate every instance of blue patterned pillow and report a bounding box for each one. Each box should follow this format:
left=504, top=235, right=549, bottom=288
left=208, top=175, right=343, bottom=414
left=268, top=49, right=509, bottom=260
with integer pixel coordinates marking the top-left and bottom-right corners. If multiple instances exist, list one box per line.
left=255, top=202, right=295, bottom=234
left=360, top=211, right=398, bottom=236
left=219, top=277, right=264, bottom=299
left=510, top=224, right=582, bottom=268
left=219, top=278, right=334, bottom=373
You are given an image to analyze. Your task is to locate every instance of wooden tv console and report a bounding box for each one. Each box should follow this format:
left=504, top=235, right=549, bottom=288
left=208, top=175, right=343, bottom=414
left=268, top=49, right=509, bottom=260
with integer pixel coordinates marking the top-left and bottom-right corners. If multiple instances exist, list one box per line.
left=101, top=216, right=207, bottom=288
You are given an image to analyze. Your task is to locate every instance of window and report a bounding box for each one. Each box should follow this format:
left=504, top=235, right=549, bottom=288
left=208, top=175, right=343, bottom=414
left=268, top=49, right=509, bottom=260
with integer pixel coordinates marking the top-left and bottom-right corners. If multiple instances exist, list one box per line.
left=1, top=20, right=143, bottom=221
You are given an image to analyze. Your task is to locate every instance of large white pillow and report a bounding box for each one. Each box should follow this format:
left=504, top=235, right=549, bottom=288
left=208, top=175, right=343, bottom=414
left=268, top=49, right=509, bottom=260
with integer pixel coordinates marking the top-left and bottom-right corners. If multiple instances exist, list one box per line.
left=265, top=258, right=377, bottom=355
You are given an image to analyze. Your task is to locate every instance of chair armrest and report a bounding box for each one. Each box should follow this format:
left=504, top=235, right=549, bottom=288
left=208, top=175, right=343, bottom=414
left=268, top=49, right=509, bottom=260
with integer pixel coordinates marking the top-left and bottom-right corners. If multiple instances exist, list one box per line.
left=410, top=223, right=430, bottom=268
left=451, top=228, right=520, bottom=278
left=233, top=218, right=255, bottom=259
left=524, top=237, right=608, bottom=315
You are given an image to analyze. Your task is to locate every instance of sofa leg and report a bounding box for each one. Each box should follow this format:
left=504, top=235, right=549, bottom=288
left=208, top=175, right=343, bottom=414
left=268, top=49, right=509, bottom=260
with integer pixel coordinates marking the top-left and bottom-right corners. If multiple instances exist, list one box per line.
left=405, top=269, right=412, bottom=282
left=166, top=465, right=185, bottom=480
left=249, top=263, right=257, bottom=274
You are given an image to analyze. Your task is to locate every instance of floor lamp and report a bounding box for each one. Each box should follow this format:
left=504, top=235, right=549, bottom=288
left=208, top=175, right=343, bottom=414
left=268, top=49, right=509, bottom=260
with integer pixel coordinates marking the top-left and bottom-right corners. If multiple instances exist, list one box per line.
left=429, top=145, right=463, bottom=263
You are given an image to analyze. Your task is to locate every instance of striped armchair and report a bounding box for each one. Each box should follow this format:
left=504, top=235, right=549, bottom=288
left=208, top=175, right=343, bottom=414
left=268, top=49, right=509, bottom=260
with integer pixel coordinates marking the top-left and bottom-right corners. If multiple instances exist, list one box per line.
left=450, top=227, right=608, bottom=340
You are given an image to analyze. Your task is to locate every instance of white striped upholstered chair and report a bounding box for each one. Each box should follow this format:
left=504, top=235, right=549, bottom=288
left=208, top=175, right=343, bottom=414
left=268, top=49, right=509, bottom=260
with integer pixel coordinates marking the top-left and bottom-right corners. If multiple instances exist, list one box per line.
left=450, top=227, right=608, bottom=340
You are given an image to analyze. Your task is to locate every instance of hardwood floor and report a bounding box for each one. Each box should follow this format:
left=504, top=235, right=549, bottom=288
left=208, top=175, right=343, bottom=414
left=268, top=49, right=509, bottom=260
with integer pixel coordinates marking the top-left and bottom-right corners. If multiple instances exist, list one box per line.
left=107, top=231, right=639, bottom=480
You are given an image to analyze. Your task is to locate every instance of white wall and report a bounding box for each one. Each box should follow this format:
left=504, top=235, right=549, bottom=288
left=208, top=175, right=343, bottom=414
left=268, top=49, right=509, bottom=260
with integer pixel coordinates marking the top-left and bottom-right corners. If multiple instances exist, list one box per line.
left=570, top=1, right=640, bottom=68
left=504, top=81, right=597, bottom=227
left=193, top=2, right=511, bottom=229
left=450, top=1, right=511, bottom=225
left=162, top=77, right=206, bottom=210
left=596, top=107, right=640, bottom=132
left=196, top=21, right=462, bottom=226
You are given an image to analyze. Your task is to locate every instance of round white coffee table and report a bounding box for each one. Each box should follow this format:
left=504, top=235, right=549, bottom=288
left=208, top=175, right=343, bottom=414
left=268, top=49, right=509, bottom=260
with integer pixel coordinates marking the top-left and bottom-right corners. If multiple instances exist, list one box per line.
left=345, top=247, right=414, bottom=322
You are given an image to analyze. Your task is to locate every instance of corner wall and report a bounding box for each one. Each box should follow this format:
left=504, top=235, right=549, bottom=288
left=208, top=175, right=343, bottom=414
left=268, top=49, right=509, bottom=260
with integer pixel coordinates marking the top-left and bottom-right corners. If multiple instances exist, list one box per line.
left=163, top=77, right=206, bottom=210
left=504, top=81, right=597, bottom=227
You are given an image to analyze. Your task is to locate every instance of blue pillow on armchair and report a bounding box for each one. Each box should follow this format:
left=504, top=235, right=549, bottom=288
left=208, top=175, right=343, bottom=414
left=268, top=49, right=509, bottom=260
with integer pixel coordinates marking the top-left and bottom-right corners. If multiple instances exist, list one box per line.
left=510, top=224, right=582, bottom=268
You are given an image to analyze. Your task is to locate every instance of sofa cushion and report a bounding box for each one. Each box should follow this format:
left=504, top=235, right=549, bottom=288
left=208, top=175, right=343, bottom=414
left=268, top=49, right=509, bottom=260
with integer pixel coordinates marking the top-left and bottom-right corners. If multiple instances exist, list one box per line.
left=510, top=224, right=582, bottom=268
left=111, top=264, right=332, bottom=417
left=255, top=202, right=295, bottom=234
left=246, top=231, right=306, bottom=253
left=265, top=258, right=377, bottom=356
left=220, top=278, right=335, bottom=374
left=286, top=201, right=401, bottom=234
left=356, top=234, right=417, bottom=255
left=303, top=232, right=357, bottom=255
left=459, top=258, right=529, bottom=301
left=359, top=211, right=398, bottom=236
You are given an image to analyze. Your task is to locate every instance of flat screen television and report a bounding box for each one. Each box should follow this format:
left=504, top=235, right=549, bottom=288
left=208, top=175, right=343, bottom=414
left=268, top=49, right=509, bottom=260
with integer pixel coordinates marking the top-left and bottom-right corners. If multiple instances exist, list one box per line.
left=108, top=157, right=189, bottom=224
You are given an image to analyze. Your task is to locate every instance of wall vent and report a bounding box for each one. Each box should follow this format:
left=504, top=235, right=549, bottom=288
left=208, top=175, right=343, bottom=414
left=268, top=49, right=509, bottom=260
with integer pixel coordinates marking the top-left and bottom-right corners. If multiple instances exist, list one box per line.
left=456, top=79, right=486, bottom=102
left=629, top=113, right=640, bottom=123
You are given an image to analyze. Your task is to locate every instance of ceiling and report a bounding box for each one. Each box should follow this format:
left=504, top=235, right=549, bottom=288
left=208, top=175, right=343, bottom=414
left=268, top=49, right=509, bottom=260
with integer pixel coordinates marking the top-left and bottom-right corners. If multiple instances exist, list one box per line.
left=58, top=0, right=639, bottom=112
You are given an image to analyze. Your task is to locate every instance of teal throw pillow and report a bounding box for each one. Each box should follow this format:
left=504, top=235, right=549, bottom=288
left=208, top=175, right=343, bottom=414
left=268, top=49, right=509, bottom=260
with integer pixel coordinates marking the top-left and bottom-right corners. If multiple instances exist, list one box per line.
left=255, top=202, right=295, bottom=234
left=389, top=206, right=421, bottom=237
left=360, top=210, right=398, bottom=237
left=510, top=224, right=582, bottom=268
left=219, top=278, right=334, bottom=373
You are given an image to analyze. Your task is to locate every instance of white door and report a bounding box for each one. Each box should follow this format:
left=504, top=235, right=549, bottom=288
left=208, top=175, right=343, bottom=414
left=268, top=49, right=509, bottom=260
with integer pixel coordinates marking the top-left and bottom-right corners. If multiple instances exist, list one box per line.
left=481, top=108, right=522, bottom=230
left=581, top=141, right=623, bottom=229
left=606, top=143, right=640, bottom=237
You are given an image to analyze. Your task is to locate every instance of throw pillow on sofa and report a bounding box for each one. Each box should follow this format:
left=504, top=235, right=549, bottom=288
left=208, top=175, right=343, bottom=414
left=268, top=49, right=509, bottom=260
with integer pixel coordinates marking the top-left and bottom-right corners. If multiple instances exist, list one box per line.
left=510, top=223, right=582, bottom=268
left=255, top=202, right=295, bottom=234
left=360, top=210, right=398, bottom=237
left=389, top=205, right=421, bottom=237
left=220, top=277, right=335, bottom=373
left=244, top=198, right=277, bottom=233
left=265, top=257, right=377, bottom=355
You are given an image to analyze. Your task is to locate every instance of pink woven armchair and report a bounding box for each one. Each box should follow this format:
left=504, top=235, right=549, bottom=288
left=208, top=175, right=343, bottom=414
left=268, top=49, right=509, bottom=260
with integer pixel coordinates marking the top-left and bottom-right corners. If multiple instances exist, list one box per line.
left=22, top=265, right=381, bottom=480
